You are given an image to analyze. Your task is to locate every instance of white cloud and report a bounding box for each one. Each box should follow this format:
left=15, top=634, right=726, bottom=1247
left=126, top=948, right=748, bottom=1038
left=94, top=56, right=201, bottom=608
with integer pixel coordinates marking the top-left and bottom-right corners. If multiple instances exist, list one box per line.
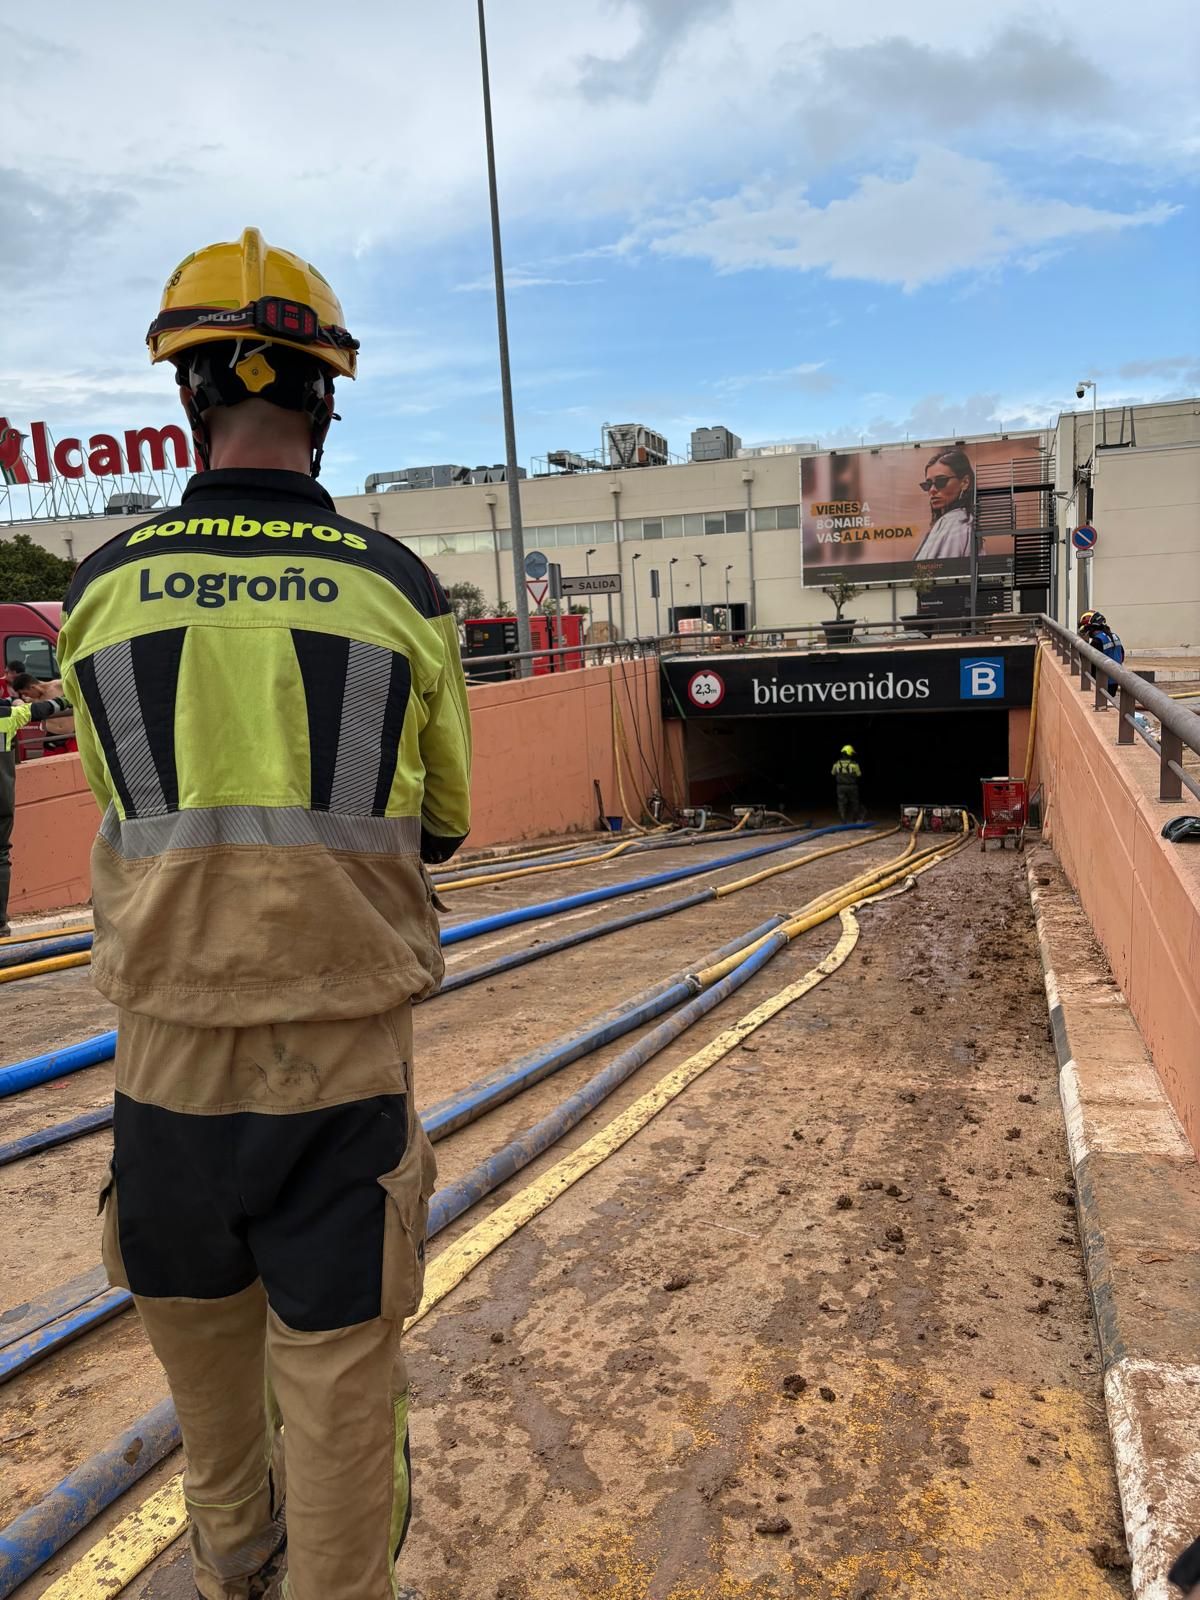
left=712, top=362, right=835, bottom=396
left=453, top=271, right=604, bottom=292
left=629, top=149, right=1178, bottom=289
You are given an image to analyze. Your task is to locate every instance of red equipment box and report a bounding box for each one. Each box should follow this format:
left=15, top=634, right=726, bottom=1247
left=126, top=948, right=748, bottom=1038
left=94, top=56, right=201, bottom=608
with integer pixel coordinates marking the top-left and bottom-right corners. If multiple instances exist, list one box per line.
left=979, top=777, right=1027, bottom=851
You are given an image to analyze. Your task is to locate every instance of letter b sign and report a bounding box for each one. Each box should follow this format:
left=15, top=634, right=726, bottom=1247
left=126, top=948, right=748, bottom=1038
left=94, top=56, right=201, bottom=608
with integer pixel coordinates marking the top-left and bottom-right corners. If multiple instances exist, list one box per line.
left=960, top=657, right=1004, bottom=700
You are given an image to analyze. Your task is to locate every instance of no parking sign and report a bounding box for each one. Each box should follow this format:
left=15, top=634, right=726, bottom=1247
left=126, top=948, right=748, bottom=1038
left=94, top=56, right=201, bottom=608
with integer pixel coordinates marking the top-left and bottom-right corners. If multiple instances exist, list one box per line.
left=1072, top=524, right=1098, bottom=556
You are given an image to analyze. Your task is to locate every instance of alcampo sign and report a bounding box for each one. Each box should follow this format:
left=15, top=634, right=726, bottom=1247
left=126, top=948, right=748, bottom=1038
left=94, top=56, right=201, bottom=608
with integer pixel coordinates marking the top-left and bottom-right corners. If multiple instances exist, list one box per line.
left=0, top=417, right=195, bottom=485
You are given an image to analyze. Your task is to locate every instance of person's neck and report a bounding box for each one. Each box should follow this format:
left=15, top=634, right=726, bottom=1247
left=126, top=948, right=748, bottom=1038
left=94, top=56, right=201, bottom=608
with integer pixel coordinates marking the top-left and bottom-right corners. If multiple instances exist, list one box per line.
left=207, top=444, right=312, bottom=474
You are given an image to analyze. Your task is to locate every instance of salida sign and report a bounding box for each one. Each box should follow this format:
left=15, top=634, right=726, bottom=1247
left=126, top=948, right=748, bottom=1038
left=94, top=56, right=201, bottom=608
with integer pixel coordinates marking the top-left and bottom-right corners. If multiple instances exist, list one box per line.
left=0, top=418, right=195, bottom=486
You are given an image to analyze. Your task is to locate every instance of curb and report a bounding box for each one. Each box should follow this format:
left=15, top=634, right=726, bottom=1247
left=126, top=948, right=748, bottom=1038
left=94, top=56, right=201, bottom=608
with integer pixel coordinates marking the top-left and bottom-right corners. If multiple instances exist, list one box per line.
left=1027, top=846, right=1200, bottom=1598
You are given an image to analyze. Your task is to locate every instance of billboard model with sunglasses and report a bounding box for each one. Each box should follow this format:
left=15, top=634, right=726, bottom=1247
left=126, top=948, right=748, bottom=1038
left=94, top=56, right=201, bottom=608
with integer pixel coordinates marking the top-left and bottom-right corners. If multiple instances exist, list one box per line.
left=800, top=439, right=1034, bottom=587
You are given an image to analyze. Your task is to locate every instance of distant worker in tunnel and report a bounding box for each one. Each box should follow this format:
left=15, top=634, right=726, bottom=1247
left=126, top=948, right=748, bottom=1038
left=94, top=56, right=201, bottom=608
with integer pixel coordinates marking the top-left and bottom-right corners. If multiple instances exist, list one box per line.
left=832, top=744, right=864, bottom=822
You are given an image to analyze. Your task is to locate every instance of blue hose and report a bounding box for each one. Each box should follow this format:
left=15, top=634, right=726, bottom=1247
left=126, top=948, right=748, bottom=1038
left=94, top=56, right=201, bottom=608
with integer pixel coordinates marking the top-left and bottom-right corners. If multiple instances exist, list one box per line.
left=0, top=1106, right=114, bottom=1169
left=0, top=1266, right=110, bottom=1353
left=0, top=1398, right=179, bottom=1598
left=0, top=1288, right=131, bottom=1385
left=0, top=913, right=803, bottom=1586
left=428, top=931, right=787, bottom=1236
left=0, top=910, right=787, bottom=1384
left=430, top=822, right=798, bottom=886
left=0, top=934, right=94, bottom=970
left=0, top=1032, right=117, bottom=1100
left=0, top=829, right=859, bottom=1102
left=441, top=825, right=863, bottom=947
left=425, top=914, right=786, bottom=1142
left=438, top=887, right=715, bottom=994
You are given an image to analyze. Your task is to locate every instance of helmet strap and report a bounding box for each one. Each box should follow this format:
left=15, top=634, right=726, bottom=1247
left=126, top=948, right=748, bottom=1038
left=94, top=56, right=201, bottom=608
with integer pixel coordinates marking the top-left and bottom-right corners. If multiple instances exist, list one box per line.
left=176, top=345, right=336, bottom=477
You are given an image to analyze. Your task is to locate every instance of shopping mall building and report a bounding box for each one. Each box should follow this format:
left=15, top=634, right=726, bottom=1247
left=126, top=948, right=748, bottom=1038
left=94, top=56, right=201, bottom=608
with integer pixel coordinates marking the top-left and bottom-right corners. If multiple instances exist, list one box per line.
left=3, top=397, right=1197, bottom=649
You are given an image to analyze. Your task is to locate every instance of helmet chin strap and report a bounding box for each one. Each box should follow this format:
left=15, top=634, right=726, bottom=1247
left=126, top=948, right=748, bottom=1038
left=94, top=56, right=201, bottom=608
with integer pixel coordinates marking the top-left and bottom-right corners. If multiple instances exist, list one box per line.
left=177, top=347, right=337, bottom=477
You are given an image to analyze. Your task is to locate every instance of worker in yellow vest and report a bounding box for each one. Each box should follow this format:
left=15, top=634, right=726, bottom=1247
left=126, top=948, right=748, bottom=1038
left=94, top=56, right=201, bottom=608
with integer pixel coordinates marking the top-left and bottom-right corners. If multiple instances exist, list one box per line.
left=832, top=744, right=864, bottom=822
left=57, top=229, right=471, bottom=1600
left=1, top=688, right=72, bottom=936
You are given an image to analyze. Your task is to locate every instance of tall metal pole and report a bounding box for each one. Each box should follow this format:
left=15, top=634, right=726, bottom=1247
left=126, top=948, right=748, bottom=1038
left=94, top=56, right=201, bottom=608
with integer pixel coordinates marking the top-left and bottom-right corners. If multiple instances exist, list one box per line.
left=476, top=0, right=531, bottom=668
left=668, top=559, right=677, bottom=631
left=631, top=554, right=641, bottom=638
left=585, top=546, right=596, bottom=643
left=696, top=556, right=706, bottom=623
left=1091, top=384, right=1099, bottom=504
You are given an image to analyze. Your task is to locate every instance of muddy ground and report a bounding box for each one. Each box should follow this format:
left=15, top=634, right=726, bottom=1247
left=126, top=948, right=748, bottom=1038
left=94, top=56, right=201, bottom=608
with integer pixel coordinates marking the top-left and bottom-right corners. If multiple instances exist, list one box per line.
left=1, top=828, right=1130, bottom=1598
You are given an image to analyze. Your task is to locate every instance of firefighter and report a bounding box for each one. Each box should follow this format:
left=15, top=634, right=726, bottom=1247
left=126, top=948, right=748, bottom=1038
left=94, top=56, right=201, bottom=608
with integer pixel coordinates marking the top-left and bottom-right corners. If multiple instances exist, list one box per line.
left=1, top=688, right=72, bottom=936
left=57, top=229, right=472, bottom=1600
left=832, top=744, right=864, bottom=822
left=1079, top=610, right=1125, bottom=694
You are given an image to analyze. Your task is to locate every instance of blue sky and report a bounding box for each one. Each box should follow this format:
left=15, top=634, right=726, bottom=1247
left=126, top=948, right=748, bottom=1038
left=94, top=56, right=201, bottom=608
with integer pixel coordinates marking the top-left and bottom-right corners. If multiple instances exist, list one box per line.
left=5, top=0, right=1198, bottom=497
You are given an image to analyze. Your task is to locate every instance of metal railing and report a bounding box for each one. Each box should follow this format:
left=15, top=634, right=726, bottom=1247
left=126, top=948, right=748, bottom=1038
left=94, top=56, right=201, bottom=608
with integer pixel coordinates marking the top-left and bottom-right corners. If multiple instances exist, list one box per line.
left=460, top=613, right=1043, bottom=680
left=659, top=613, right=1039, bottom=656
left=1039, top=615, right=1200, bottom=805
left=460, top=613, right=1041, bottom=678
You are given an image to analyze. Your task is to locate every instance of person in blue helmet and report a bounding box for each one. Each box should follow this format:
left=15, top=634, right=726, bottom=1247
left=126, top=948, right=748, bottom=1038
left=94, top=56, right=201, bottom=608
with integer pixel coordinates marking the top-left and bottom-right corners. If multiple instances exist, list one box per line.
left=1079, top=610, right=1125, bottom=694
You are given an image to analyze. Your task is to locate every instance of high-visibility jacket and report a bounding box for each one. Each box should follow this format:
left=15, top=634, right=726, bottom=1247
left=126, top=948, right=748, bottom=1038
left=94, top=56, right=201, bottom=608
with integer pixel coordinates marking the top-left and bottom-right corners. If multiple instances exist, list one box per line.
left=831, top=757, right=862, bottom=783
left=58, top=468, right=472, bottom=1027
left=1, top=695, right=70, bottom=757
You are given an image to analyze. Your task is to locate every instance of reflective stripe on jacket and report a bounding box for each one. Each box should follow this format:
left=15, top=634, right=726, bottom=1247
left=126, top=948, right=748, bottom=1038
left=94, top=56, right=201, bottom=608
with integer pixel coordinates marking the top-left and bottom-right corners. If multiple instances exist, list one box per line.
left=58, top=468, right=472, bottom=1027
left=831, top=758, right=862, bottom=782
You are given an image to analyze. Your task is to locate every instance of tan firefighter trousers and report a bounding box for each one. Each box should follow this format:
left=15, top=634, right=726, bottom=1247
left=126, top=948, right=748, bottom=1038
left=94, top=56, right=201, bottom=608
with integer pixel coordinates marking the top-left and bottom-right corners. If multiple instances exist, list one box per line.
left=99, top=1002, right=437, bottom=1600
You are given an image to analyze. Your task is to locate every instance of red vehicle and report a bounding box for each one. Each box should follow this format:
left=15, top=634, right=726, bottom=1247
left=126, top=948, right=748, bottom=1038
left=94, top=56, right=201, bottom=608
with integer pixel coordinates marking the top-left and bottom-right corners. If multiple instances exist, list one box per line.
left=0, top=600, right=73, bottom=759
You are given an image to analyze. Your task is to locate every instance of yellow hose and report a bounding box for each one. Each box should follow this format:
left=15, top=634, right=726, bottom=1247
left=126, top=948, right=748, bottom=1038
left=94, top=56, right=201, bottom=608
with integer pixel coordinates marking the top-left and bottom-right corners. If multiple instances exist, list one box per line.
left=37, top=818, right=970, bottom=1599
left=0, top=922, right=93, bottom=947
left=609, top=668, right=657, bottom=833
left=695, top=831, right=959, bottom=986
left=1023, top=642, right=1043, bottom=790
left=0, top=952, right=92, bottom=984
left=435, top=837, right=641, bottom=891
left=713, top=825, right=900, bottom=897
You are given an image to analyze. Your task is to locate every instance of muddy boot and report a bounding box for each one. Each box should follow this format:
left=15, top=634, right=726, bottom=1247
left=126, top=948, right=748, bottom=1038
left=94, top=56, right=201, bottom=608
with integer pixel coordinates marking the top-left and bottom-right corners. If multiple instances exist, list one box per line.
left=1169, top=1533, right=1200, bottom=1594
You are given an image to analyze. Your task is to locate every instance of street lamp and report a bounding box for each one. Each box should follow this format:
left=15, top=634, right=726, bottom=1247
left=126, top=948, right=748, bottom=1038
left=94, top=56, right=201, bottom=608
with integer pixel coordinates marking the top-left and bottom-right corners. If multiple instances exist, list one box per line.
left=1076, top=379, right=1099, bottom=616
left=696, top=555, right=707, bottom=625
left=585, top=545, right=597, bottom=646
left=724, top=563, right=733, bottom=631
left=1076, top=379, right=1099, bottom=507
left=630, top=551, right=642, bottom=639
left=476, top=0, right=531, bottom=670
left=668, top=557, right=679, bottom=634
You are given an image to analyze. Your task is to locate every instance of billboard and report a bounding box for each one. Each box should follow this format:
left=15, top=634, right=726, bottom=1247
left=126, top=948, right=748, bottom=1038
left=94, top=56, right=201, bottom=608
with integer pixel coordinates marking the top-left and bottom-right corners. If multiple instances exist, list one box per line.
left=800, top=439, right=1043, bottom=587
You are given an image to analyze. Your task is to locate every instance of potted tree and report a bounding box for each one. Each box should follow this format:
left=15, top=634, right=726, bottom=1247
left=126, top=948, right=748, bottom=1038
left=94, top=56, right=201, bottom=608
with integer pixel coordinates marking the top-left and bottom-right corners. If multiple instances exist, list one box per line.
left=820, top=581, right=860, bottom=647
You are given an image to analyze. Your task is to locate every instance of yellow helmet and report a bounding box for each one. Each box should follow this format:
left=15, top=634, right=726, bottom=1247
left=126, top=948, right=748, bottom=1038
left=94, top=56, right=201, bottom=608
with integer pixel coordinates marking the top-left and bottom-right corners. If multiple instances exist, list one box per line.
left=841, top=744, right=856, bottom=756
left=147, top=227, right=358, bottom=380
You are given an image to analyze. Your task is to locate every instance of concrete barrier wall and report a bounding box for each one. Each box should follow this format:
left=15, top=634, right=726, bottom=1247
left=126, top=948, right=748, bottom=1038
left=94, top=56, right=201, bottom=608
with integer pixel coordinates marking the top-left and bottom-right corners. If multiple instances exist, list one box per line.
left=1035, top=646, right=1200, bottom=1155
left=8, top=658, right=669, bottom=913
left=9, top=754, right=95, bottom=916
left=466, top=658, right=669, bottom=846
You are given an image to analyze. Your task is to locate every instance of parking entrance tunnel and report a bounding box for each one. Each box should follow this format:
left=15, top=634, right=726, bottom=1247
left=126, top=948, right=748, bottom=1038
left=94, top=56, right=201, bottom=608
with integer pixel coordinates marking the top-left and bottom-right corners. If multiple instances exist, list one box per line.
left=661, top=642, right=1035, bottom=818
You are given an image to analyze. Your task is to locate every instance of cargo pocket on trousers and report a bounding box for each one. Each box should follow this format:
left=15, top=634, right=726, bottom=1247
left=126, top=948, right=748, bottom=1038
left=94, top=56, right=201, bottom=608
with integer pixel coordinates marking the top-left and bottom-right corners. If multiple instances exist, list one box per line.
left=420, top=863, right=449, bottom=914
left=97, top=1158, right=131, bottom=1291
left=379, top=1131, right=438, bottom=1323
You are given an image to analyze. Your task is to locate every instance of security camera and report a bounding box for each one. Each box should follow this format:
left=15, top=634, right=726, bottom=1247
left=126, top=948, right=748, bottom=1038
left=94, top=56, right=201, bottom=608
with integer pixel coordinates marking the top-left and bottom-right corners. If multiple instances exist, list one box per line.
left=1075, top=383, right=1087, bottom=399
